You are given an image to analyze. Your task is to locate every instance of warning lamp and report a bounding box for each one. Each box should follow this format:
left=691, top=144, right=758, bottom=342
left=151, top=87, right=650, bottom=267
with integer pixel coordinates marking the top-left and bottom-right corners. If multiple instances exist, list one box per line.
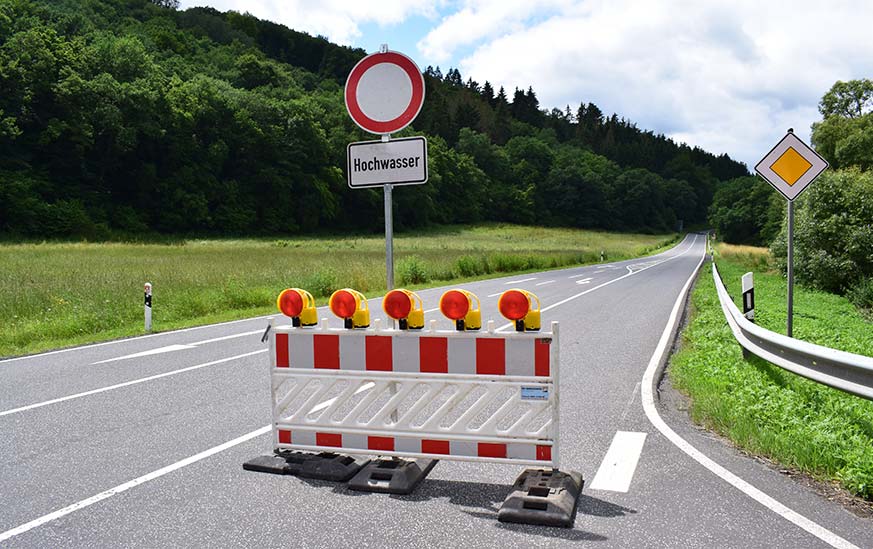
left=498, top=289, right=541, bottom=332
left=329, top=288, right=370, bottom=329
left=382, top=289, right=424, bottom=330
left=276, top=288, right=317, bottom=327
left=439, top=289, right=481, bottom=331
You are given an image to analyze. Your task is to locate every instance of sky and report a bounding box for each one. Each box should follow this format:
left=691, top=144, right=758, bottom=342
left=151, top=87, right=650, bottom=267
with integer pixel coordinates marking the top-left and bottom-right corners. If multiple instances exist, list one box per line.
left=180, top=0, right=873, bottom=169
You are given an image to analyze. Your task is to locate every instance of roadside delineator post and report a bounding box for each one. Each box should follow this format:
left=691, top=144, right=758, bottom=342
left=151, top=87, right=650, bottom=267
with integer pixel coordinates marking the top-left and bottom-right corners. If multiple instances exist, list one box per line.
left=244, top=286, right=583, bottom=527
left=741, top=272, right=755, bottom=359
left=144, top=282, right=152, bottom=332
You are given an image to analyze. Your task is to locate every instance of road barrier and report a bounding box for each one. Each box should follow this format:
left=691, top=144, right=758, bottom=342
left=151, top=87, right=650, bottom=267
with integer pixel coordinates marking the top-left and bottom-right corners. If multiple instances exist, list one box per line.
left=713, top=263, right=873, bottom=400
left=245, top=286, right=582, bottom=527
left=269, top=319, right=559, bottom=465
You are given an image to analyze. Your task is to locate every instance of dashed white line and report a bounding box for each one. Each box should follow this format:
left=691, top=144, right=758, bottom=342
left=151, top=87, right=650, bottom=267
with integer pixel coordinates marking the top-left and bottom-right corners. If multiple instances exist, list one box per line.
left=589, top=431, right=647, bottom=492
left=0, top=350, right=266, bottom=418
left=641, top=237, right=859, bottom=549
left=575, top=278, right=593, bottom=285
left=535, top=280, right=555, bottom=287
left=487, top=292, right=502, bottom=298
left=504, top=277, right=537, bottom=285
left=568, top=273, right=590, bottom=279
left=0, top=425, right=272, bottom=543
left=92, top=344, right=196, bottom=365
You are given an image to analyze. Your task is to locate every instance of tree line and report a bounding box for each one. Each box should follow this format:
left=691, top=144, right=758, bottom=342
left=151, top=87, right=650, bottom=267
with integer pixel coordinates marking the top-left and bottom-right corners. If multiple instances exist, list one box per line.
left=0, top=0, right=748, bottom=239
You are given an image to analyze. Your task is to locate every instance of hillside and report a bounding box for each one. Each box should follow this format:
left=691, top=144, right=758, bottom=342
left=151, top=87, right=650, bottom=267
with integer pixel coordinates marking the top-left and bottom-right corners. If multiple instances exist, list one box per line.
left=0, top=0, right=749, bottom=239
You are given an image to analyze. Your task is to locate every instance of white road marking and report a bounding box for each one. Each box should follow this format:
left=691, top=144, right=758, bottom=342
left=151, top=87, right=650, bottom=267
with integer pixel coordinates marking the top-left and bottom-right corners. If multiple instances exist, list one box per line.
left=423, top=307, right=440, bottom=314
left=0, top=425, right=272, bottom=544
left=189, top=329, right=262, bottom=346
left=640, top=237, right=859, bottom=549
left=487, top=292, right=502, bottom=298
left=568, top=273, right=590, bottom=279
left=494, top=235, right=699, bottom=332
left=0, top=350, right=266, bottom=418
left=535, top=280, right=555, bottom=287
left=589, top=431, right=648, bottom=492
left=0, top=314, right=275, bottom=365
left=310, top=382, right=375, bottom=413
left=504, top=277, right=537, bottom=285
left=594, top=270, right=605, bottom=274
left=575, top=278, right=593, bottom=285
left=92, top=344, right=196, bottom=365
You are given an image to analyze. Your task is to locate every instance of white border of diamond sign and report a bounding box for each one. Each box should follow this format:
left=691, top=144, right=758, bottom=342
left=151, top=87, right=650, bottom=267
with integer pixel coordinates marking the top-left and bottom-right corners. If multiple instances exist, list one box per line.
left=755, top=132, right=829, bottom=201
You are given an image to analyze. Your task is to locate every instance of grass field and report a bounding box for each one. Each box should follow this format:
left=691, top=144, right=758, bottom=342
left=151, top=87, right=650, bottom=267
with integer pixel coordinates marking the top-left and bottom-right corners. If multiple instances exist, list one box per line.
left=670, top=243, right=873, bottom=499
left=0, top=224, right=677, bottom=358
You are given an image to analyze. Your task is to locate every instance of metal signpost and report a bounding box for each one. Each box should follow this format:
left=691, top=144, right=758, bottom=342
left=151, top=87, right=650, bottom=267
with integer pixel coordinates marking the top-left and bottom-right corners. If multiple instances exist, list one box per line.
left=754, top=129, right=828, bottom=337
left=344, top=45, right=427, bottom=291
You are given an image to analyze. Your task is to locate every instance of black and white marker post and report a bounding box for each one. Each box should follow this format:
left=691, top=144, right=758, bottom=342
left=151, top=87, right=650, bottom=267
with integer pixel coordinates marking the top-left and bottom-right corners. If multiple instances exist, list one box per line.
left=742, top=272, right=755, bottom=322
left=144, top=282, right=152, bottom=332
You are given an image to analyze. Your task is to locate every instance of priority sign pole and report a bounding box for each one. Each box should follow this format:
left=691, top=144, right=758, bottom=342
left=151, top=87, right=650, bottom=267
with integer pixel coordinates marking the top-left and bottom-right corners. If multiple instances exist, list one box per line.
left=787, top=201, right=794, bottom=337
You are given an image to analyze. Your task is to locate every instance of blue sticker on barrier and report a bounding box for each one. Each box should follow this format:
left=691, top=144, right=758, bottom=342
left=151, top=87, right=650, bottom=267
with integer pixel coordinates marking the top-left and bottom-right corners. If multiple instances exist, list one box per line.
left=520, top=386, right=549, bottom=401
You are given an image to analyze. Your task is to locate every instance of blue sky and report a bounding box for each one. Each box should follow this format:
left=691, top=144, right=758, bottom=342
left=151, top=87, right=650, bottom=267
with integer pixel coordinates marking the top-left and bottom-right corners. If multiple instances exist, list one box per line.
left=180, top=1, right=873, bottom=169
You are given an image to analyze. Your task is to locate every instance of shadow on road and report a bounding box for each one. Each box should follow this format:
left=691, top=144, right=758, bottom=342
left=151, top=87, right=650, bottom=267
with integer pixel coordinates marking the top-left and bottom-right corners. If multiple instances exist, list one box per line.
left=296, top=476, right=630, bottom=541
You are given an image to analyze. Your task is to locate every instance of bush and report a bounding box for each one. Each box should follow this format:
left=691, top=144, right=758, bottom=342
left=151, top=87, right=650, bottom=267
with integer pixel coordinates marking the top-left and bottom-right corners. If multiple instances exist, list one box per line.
left=455, top=255, right=486, bottom=277
left=847, top=278, right=873, bottom=312
left=304, top=267, right=338, bottom=297
left=397, top=256, right=429, bottom=285
left=771, top=168, right=873, bottom=294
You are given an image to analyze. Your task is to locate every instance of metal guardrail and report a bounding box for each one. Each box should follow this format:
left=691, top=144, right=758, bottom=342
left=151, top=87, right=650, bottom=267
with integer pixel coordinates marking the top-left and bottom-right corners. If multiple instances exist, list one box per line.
left=712, top=262, right=873, bottom=400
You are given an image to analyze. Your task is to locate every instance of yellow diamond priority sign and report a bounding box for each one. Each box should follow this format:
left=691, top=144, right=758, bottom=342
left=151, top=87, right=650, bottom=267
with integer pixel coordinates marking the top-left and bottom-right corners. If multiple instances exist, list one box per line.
left=755, top=131, right=828, bottom=201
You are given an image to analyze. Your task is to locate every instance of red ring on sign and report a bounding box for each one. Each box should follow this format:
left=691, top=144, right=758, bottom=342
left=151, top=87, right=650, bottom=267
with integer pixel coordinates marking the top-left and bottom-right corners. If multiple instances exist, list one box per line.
left=345, top=51, right=425, bottom=135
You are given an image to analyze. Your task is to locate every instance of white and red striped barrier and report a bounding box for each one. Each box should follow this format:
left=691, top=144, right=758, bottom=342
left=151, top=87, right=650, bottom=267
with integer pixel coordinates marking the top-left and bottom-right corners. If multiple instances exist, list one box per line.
left=267, top=320, right=561, bottom=467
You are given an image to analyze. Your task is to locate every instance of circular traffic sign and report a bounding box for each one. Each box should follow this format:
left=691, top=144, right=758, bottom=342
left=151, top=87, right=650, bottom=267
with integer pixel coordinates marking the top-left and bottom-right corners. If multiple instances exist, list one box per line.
left=344, top=50, right=425, bottom=135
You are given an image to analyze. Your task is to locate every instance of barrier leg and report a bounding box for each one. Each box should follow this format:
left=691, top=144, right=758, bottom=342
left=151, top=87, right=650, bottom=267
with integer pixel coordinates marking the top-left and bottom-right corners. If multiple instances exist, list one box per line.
left=498, top=469, right=584, bottom=528
left=348, top=458, right=438, bottom=495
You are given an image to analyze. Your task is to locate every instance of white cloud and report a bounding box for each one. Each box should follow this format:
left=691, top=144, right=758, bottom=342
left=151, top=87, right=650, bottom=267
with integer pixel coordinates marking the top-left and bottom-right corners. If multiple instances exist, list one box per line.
left=438, top=0, right=873, bottom=167
left=417, top=0, right=575, bottom=63
left=180, top=0, right=440, bottom=45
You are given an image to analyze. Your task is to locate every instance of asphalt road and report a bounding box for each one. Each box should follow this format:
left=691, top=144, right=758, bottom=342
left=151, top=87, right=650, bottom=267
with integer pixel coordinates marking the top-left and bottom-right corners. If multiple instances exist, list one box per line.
left=1, top=234, right=870, bottom=548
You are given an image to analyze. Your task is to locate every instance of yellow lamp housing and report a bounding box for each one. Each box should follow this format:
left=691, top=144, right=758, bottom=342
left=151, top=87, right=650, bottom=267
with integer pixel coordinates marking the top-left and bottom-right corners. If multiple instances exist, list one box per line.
left=439, top=289, right=481, bottom=331
left=498, top=289, right=541, bottom=332
left=329, top=288, right=370, bottom=329
left=382, top=289, right=425, bottom=330
left=276, top=288, right=318, bottom=328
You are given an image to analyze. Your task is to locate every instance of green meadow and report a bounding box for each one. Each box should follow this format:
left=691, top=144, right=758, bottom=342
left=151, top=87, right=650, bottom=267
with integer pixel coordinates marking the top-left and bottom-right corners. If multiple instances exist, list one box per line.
left=0, top=224, right=677, bottom=358
left=670, top=243, right=873, bottom=500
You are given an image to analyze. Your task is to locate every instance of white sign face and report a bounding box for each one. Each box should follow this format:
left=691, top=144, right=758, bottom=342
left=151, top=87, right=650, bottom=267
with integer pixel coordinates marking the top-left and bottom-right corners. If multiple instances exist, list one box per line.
left=347, top=137, right=428, bottom=188
left=755, top=132, right=828, bottom=201
left=344, top=51, right=425, bottom=135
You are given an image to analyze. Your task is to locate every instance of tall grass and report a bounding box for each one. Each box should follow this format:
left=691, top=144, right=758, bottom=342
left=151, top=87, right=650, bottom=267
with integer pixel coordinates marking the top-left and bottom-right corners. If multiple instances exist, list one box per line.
left=0, top=224, right=677, bottom=357
left=670, top=245, right=873, bottom=499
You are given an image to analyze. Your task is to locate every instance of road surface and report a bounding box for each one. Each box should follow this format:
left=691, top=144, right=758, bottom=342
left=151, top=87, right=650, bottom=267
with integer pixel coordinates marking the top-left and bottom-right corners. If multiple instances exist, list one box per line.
left=1, top=234, right=870, bottom=547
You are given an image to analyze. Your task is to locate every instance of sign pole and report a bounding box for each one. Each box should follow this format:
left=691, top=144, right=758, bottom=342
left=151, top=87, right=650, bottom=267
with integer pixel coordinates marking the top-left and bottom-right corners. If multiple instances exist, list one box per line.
left=382, top=134, right=395, bottom=291
left=787, top=200, right=794, bottom=337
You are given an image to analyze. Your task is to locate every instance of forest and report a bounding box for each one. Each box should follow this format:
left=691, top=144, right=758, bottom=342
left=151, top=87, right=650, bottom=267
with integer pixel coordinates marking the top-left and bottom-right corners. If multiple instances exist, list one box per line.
left=0, top=0, right=750, bottom=239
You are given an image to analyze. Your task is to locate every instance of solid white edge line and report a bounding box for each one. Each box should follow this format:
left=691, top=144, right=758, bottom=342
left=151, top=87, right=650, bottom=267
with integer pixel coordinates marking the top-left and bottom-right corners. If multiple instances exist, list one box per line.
left=640, top=238, right=859, bottom=549
left=588, top=431, right=648, bottom=492
left=0, top=425, right=272, bottom=544
left=0, top=314, right=274, bottom=365
left=0, top=350, right=267, bottom=418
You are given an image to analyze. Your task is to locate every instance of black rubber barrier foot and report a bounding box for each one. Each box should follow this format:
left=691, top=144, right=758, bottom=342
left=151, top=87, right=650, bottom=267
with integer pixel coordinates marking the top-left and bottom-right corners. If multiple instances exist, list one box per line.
left=497, top=469, right=584, bottom=528
left=347, top=458, right=438, bottom=494
left=243, top=451, right=368, bottom=482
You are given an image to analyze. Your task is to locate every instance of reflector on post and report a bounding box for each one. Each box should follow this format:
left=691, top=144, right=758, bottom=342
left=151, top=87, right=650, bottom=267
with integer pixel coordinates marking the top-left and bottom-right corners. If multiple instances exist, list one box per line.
left=329, top=288, right=370, bottom=329
left=277, top=288, right=318, bottom=327
left=439, top=289, right=481, bottom=331
left=382, top=289, right=424, bottom=330
left=499, top=289, right=541, bottom=332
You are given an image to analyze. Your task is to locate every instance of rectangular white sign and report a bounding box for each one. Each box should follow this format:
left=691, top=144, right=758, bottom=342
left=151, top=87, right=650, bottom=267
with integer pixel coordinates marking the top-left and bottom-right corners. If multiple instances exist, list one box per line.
left=347, top=136, right=428, bottom=188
